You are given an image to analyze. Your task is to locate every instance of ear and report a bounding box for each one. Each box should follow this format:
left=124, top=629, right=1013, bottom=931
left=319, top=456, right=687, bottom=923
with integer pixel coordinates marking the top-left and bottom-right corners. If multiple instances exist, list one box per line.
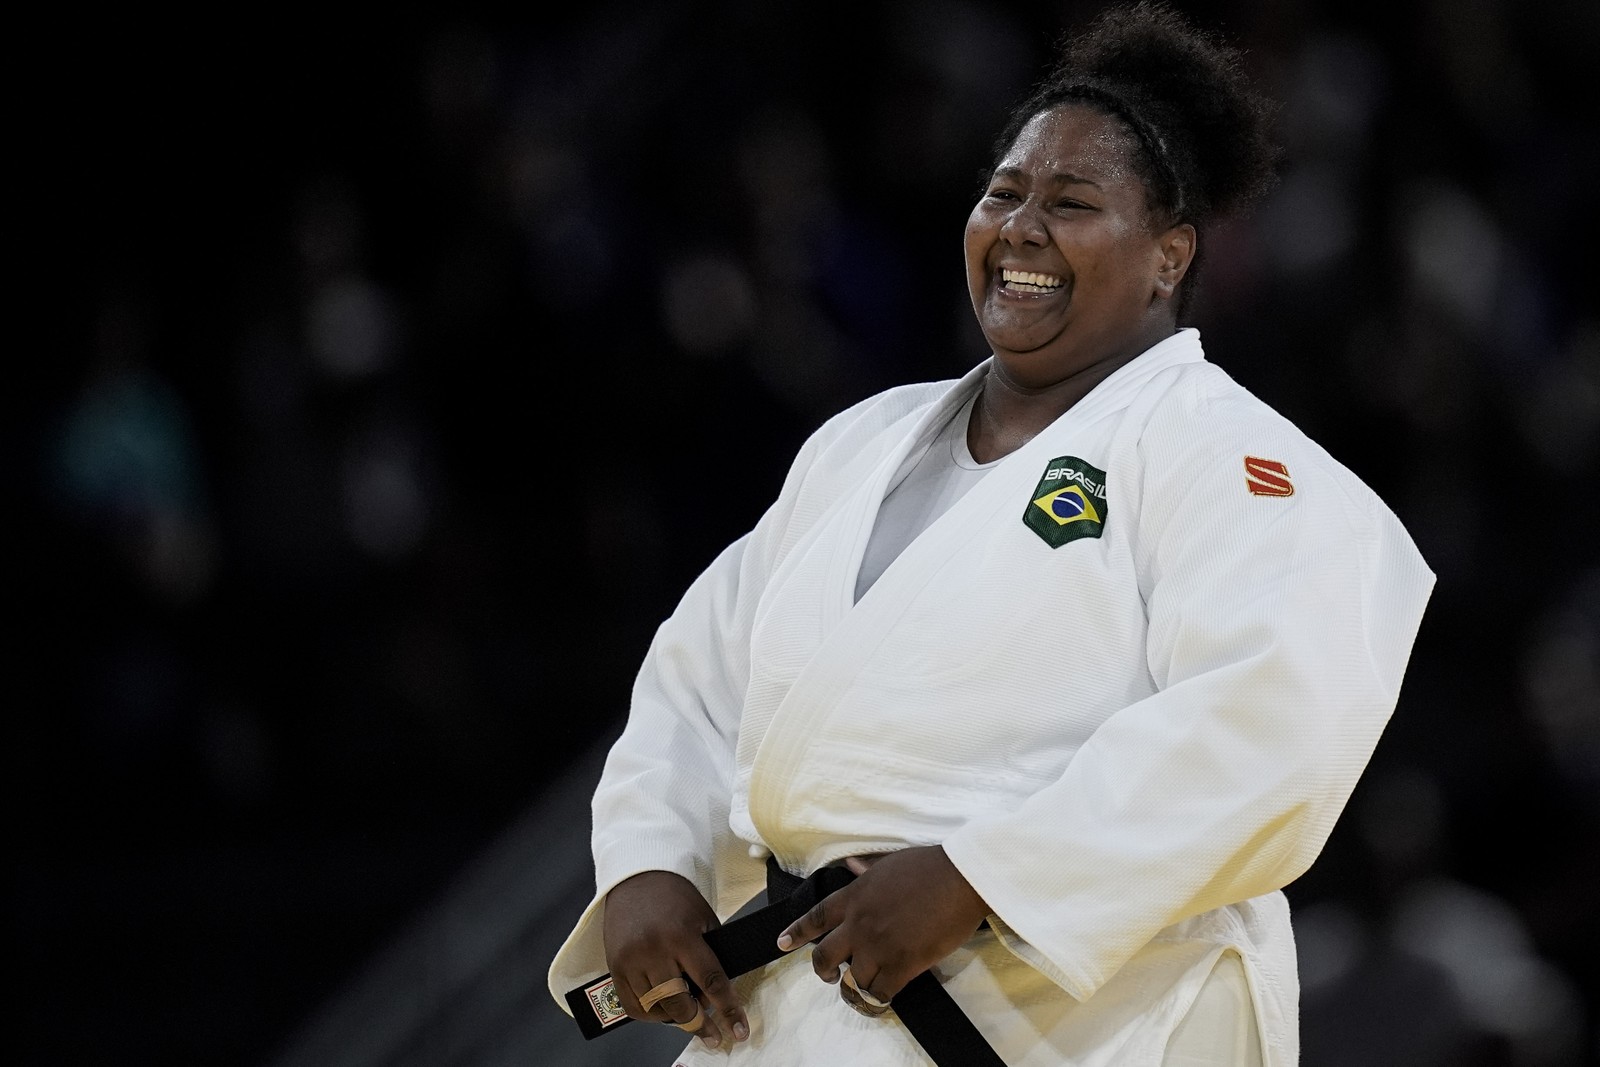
left=1153, top=223, right=1196, bottom=300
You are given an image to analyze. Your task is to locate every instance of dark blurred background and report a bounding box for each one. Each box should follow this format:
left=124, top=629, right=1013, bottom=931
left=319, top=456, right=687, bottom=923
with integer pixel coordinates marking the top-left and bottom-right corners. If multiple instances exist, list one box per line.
left=16, top=1, right=1599, bottom=1064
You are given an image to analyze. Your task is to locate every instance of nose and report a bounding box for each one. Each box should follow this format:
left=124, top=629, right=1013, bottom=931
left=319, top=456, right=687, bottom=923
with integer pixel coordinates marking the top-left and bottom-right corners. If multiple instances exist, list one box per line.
left=998, top=198, right=1048, bottom=246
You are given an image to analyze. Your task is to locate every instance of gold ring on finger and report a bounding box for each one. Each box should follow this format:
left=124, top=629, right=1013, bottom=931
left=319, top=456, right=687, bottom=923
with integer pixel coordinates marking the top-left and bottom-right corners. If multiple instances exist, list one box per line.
left=844, top=966, right=896, bottom=1017
left=841, top=963, right=891, bottom=1012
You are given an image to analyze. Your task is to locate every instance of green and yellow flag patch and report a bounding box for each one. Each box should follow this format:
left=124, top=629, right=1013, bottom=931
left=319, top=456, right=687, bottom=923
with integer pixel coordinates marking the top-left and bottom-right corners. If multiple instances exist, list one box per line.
left=1024, top=456, right=1108, bottom=548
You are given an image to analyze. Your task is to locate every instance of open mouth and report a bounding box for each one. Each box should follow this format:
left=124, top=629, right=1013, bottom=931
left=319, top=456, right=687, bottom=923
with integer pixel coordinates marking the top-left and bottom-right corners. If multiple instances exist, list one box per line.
left=1000, top=268, right=1063, bottom=294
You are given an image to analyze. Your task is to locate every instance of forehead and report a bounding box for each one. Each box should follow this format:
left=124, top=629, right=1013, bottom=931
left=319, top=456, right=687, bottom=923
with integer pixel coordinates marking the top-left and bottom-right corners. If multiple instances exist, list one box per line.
left=998, top=104, right=1141, bottom=180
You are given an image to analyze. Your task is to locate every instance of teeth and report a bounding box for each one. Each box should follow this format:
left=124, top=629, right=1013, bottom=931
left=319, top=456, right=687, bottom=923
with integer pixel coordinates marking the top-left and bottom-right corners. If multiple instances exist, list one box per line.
left=1001, top=269, right=1063, bottom=290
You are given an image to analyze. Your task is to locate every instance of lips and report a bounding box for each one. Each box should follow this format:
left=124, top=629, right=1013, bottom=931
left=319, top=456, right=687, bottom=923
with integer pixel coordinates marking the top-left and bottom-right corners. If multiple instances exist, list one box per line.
left=1000, top=268, right=1063, bottom=293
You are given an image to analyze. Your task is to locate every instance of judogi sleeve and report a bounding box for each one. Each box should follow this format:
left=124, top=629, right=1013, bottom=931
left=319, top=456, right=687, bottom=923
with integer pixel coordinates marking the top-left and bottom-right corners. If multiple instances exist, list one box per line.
left=588, top=531, right=759, bottom=902
left=546, top=427, right=829, bottom=998
left=940, top=396, right=1436, bottom=1001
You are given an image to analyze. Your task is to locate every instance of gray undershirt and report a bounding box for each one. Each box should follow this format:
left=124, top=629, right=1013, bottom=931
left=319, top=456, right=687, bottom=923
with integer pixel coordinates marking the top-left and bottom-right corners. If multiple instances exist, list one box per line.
left=855, top=391, right=1000, bottom=603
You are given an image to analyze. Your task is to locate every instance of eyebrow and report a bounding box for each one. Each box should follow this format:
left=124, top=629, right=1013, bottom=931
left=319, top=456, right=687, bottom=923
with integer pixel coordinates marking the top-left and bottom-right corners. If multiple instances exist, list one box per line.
left=992, top=166, right=1102, bottom=190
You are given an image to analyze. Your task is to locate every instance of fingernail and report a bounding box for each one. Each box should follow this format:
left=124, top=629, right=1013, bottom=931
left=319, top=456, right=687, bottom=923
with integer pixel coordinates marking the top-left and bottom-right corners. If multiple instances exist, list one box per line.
left=776, top=933, right=793, bottom=950
left=700, top=1033, right=720, bottom=1049
left=734, top=1022, right=749, bottom=1041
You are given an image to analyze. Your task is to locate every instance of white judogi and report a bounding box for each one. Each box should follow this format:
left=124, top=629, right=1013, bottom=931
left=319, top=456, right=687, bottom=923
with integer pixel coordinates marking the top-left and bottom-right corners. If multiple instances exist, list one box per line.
left=547, top=329, right=1435, bottom=1065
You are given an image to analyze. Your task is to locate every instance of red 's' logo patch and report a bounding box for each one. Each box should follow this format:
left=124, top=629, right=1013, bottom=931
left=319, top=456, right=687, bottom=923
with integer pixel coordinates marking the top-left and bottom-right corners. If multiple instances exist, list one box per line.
left=1244, top=456, right=1294, bottom=497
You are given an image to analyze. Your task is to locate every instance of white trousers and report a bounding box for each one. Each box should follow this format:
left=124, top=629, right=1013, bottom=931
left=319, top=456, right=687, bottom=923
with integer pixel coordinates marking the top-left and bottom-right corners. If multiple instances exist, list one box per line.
left=1162, top=950, right=1263, bottom=1066
left=666, top=945, right=1267, bottom=1066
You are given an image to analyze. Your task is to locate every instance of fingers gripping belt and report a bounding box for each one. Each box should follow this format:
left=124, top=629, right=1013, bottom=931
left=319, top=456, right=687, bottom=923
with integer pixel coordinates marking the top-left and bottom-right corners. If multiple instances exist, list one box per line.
left=563, top=858, right=1007, bottom=1067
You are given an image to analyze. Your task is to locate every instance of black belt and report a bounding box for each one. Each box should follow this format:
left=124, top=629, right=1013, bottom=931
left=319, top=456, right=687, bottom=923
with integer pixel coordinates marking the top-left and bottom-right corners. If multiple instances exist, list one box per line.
left=564, top=857, right=1006, bottom=1066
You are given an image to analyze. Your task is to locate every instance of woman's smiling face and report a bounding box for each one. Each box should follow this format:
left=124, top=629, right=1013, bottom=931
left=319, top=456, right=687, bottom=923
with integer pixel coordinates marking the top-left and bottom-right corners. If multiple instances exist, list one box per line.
left=964, top=103, right=1189, bottom=390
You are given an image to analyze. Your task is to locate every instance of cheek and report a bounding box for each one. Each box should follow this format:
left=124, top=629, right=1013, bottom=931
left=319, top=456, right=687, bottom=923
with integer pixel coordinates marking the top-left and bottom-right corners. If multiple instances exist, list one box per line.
left=1061, top=227, right=1155, bottom=291
left=964, top=220, right=994, bottom=273
left=964, top=214, right=991, bottom=251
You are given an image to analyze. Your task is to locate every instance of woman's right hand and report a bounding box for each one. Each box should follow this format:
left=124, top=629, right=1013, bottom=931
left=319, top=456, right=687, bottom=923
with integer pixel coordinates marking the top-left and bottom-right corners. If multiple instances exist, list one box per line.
left=602, top=870, right=747, bottom=1049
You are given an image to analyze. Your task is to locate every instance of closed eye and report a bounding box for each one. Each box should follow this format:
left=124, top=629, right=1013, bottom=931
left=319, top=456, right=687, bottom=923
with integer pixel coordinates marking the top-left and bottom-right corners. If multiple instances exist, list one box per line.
left=981, top=190, right=1095, bottom=211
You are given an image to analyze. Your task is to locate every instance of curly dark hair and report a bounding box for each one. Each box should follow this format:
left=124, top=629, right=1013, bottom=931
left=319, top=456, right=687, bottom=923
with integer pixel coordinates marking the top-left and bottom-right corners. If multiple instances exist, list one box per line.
left=984, top=1, right=1281, bottom=319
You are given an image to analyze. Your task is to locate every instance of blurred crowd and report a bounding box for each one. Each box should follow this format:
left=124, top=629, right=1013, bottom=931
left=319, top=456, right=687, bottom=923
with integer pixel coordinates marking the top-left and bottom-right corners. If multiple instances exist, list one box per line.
left=18, top=1, right=1598, bottom=1064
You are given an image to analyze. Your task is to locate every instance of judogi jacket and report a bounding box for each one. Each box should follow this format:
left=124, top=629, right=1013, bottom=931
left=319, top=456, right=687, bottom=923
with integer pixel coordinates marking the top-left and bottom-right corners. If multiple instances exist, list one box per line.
left=547, top=329, right=1435, bottom=1065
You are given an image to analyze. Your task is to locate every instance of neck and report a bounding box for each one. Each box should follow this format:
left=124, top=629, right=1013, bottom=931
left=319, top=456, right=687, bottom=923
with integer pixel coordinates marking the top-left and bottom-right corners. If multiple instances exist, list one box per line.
left=967, top=341, right=1157, bottom=464
left=960, top=321, right=1177, bottom=463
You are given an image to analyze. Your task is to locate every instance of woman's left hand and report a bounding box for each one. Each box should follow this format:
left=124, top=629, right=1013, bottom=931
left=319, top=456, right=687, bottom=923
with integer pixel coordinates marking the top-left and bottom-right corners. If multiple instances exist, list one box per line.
left=774, top=845, right=991, bottom=1015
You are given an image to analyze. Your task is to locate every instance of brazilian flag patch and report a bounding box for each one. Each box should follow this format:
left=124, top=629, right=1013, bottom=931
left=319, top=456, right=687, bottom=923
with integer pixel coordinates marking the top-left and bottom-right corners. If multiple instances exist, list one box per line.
left=1024, top=456, right=1109, bottom=548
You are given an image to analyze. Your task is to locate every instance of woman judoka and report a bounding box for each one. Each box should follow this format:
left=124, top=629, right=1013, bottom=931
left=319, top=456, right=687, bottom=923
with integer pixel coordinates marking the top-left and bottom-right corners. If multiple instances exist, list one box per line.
left=547, top=2, right=1436, bottom=1063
